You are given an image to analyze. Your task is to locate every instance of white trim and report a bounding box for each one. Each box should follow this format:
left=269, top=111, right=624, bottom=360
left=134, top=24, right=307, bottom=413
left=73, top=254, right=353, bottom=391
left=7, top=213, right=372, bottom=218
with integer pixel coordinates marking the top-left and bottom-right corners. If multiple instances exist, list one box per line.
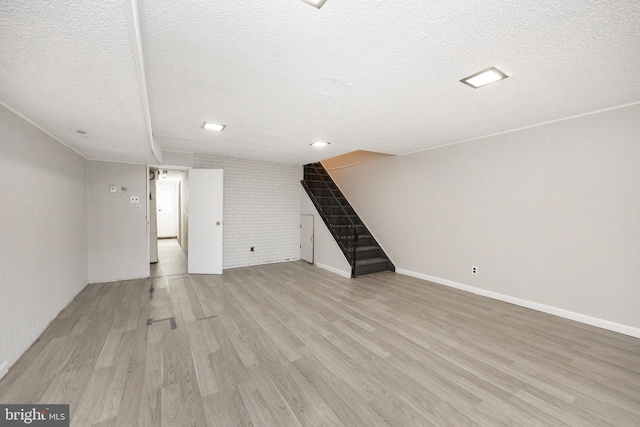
left=164, top=149, right=194, bottom=155
left=400, top=101, right=640, bottom=157
left=222, top=259, right=302, bottom=270
left=0, top=101, right=86, bottom=159
left=124, top=0, right=162, bottom=164
left=0, top=361, right=8, bottom=381
left=316, top=263, right=351, bottom=278
left=396, top=269, right=640, bottom=339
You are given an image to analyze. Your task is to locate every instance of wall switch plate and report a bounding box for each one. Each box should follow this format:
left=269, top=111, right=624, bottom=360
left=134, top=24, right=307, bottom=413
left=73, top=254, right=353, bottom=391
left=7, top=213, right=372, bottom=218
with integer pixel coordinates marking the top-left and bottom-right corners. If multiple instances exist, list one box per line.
left=130, top=196, right=139, bottom=203
left=109, top=185, right=117, bottom=193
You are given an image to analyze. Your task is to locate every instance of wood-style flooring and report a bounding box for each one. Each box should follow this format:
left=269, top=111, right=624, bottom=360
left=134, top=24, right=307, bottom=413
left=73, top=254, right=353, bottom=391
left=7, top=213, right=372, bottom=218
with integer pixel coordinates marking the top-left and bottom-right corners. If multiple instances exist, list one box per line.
left=1, top=239, right=639, bottom=426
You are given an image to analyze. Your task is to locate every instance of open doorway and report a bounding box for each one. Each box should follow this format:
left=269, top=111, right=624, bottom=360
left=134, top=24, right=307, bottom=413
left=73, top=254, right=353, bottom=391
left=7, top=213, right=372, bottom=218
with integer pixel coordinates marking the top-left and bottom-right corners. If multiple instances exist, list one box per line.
left=157, top=179, right=179, bottom=239
left=149, top=167, right=188, bottom=277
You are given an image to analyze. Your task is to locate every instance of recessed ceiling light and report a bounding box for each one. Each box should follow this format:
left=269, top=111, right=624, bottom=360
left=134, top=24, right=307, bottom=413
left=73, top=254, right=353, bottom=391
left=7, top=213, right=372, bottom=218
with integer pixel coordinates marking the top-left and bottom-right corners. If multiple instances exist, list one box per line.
left=310, top=141, right=330, bottom=147
left=201, top=122, right=226, bottom=131
left=460, top=67, right=509, bottom=89
left=300, top=0, right=328, bottom=9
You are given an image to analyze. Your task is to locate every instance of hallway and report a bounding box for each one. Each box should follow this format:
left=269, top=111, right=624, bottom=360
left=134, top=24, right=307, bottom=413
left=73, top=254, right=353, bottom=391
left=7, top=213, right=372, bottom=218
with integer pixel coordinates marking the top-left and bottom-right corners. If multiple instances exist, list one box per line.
left=150, top=238, right=187, bottom=278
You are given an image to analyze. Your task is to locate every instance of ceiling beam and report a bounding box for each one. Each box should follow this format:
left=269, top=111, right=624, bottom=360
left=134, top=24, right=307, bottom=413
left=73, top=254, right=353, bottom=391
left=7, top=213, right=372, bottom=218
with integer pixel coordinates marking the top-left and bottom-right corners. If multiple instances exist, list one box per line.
left=124, top=0, right=162, bottom=164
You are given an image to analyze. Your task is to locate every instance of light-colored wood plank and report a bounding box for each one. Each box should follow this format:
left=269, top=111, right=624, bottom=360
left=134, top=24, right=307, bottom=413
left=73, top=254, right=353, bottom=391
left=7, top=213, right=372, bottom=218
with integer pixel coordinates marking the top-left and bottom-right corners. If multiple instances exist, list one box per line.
left=1, top=248, right=639, bottom=427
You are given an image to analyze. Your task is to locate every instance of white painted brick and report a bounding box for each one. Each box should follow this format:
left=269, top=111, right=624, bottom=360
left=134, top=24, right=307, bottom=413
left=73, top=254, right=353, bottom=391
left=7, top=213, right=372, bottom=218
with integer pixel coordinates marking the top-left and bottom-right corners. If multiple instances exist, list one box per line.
left=194, top=154, right=302, bottom=268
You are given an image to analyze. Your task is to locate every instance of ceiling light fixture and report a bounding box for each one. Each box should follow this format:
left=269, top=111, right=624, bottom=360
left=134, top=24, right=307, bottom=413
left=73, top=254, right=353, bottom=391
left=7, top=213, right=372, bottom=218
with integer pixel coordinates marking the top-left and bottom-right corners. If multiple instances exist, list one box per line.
left=310, top=141, right=330, bottom=147
left=460, top=67, right=509, bottom=89
left=202, top=122, right=226, bottom=131
left=300, top=0, right=328, bottom=9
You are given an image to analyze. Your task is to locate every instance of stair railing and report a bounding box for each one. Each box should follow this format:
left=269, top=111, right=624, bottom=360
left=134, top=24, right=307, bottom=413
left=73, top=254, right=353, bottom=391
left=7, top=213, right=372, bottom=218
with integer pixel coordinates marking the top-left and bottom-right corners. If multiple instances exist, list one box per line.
left=304, top=163, right=360, bottom=277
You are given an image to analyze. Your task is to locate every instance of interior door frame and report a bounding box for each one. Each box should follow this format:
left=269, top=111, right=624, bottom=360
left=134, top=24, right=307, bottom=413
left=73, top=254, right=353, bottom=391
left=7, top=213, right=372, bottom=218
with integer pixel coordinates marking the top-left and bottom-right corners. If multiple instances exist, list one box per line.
left=156, top=180, right=179, bottom=238
left=146, top=164, right=190, bottom=269
left=301, top=214, right=314, bottom=264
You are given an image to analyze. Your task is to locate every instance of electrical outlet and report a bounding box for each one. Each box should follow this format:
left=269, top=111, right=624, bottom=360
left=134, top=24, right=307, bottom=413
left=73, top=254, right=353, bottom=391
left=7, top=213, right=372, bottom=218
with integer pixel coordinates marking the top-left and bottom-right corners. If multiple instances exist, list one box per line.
left=109, top=185, right=117, bottom=193
left=250, top=246, right=255, bottom=252
left=130, top=196, right=139, bottom=203
left=472, top=266, right=478, bottom=275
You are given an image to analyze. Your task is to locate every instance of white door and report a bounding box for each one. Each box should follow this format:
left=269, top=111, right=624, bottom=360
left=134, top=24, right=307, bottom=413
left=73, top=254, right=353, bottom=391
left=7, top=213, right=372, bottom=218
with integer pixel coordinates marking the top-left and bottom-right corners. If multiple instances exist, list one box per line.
left=157, top=181, right=178, bottom=238
left=149, top=172, right=158, bottom=263
left=301, top=214, right=314, bottom=263
left=188, top=169, right=224, bottom=274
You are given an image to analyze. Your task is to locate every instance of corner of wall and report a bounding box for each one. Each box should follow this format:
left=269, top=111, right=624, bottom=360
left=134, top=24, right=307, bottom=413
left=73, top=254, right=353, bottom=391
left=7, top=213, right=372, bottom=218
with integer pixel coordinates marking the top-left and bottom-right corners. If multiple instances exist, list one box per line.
left=0, top=361, right=8, bottom=381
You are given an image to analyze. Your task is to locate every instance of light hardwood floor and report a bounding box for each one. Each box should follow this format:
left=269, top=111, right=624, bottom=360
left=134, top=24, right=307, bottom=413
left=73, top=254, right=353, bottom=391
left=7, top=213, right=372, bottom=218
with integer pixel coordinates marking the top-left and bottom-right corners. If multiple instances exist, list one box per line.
left=1, top=244, right=639, bottom=426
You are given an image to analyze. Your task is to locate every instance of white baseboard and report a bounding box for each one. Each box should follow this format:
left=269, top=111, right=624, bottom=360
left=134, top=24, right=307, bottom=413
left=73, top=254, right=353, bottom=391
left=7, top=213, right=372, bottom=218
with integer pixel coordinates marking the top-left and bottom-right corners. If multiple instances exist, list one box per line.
left=223, top=258, right=301, bottom=270
left=396, top=269, right=640, bottom=339
left=0, top=361, right=8, bottom=381
left=316, top=263, right=351, bottom=278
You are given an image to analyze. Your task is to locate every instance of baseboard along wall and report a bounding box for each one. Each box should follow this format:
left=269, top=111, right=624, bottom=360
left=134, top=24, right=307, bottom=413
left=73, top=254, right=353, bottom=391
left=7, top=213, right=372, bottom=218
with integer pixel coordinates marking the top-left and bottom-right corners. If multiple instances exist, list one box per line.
left=315, top=263, right=351, bottom=278
left=396, top=269, right=640, bottom=339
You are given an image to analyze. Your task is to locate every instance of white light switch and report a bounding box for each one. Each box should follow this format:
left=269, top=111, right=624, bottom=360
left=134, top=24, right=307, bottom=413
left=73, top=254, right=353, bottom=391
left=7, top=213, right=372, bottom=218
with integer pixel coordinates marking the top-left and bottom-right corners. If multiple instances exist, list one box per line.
left=130, top=196, right=139, bottom=203
left=109, top=185, right=117, bottom=193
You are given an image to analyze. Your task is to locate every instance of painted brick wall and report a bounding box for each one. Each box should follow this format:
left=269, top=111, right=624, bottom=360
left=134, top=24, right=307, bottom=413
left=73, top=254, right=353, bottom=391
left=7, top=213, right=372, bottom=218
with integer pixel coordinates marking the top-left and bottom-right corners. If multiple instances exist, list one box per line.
left=194, top=154, right=302, bottom=268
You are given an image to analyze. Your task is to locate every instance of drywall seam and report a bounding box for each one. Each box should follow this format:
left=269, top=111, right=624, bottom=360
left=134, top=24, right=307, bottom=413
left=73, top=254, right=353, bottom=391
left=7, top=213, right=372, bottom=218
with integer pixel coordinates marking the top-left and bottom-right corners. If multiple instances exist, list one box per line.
left=396, top=269, right=640, bottom=339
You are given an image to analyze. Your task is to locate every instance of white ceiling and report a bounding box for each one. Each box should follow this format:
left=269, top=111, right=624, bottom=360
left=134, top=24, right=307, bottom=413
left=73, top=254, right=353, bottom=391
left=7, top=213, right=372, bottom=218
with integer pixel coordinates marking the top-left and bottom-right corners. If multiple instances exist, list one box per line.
left=1, top=0, right=639, bottom=165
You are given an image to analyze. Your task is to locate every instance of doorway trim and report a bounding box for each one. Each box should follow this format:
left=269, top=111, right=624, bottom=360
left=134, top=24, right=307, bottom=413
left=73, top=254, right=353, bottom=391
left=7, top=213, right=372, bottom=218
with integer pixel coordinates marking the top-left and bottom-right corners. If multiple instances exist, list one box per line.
left=301, top=214, right=314, bottom=264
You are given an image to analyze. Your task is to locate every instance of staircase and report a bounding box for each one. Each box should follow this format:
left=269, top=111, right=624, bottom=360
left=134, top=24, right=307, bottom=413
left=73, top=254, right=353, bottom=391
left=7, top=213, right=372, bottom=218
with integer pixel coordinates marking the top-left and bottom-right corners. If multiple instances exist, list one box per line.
left=302, top=163, right=395, bottom=278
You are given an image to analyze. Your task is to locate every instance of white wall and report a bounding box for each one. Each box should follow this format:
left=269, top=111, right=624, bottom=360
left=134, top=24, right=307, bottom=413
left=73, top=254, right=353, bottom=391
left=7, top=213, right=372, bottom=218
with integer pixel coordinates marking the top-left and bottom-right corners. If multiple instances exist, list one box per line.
left=87, top=161, right=148, bottom=283
left=0, top=105, right=88, bottom=372
left=181, top=171, right=189, bottom=254
left=301, top=189, right=352, bottom=277
left=163, top=150, right=194, bottom=168
left=330, top=104, right=640, bottom=335
left=194, top=154, right=302, bottom=268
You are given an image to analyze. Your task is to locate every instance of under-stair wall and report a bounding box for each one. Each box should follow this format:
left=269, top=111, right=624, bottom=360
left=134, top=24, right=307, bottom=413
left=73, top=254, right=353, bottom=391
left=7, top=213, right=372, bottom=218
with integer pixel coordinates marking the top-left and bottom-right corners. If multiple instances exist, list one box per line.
left=301, top=163, right=394, bottom=277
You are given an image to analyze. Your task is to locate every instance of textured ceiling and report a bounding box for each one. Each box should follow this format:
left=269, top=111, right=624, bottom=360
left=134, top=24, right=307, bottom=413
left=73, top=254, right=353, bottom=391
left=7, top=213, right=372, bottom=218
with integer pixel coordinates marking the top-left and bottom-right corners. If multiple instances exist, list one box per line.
left=1, top=0, right=639, bottom=165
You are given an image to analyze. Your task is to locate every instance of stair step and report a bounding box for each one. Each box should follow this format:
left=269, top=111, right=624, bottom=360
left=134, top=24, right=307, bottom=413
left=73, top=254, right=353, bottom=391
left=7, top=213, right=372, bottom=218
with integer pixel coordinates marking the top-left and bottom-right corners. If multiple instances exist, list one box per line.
left=355, top=257, right=388, bottom=266
left=303, top=162, right=395, bottom=277
left=356, top=245, right=380, bottom=258
left=331, top=224, right=364, bottom=230
left=356, top=245, right=379, bottom=252
left=354, top=257, right=390, bottom=276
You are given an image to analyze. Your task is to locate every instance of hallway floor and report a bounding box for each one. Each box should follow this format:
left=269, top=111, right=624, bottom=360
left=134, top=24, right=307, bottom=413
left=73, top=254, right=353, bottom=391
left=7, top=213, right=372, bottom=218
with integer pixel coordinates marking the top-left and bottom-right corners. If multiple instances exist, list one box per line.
left=151, top=238, right=187, bottom=277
